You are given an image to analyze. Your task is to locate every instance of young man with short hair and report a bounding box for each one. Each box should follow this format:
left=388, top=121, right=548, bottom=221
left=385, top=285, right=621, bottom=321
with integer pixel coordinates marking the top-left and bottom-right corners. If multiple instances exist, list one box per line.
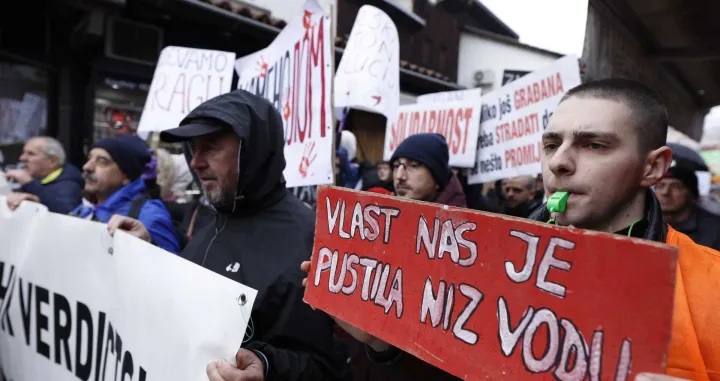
left=530, top=78, right=719, bottom=379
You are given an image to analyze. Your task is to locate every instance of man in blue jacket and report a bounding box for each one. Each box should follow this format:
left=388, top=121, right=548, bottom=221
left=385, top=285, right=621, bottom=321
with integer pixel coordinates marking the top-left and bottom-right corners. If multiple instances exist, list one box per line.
left=70, top=135, right=180, bottom=254
left=5, top=136, right=83, bottom=214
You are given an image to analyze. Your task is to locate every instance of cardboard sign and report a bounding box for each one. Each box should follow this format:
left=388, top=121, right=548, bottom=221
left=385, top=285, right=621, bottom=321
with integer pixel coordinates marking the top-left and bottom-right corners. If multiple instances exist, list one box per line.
left=137, top=46, right=236, bottom=133
left=383, top=100, right=483, bottom=167
left=235, top=0, right=334, bottom=188
left=0, top=198, right=257, bottom=381
left=416, top=88, right=483, bottom=104
left=468, top=55, right=581, bottom=184
left=334, top=5, right=400, bottom=121
left=304, top=187, right=677, bottom=380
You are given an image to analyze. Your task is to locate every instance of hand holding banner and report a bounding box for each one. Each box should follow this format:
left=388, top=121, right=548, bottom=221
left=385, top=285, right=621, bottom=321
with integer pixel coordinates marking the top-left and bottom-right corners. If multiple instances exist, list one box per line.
left=304, top=187, right=677, bottom=380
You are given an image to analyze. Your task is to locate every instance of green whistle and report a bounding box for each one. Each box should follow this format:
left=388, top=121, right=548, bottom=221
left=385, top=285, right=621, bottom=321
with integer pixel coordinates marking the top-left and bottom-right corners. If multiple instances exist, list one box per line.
left=547, top=191, right=569, bottom=214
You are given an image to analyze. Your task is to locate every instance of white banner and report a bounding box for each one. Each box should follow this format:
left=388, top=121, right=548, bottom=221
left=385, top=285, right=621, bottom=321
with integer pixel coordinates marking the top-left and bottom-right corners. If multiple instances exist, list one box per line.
left=383, top=100, right=483, bottom=167
left=137, top=46, right=236, bottom=133
left=468, top=55, right=581, bottom=184
left=235, top=0, right=334, bottom=188
left=0, top=199, right=257, bottom=381
left=416, top=88, right=483, bottom=104
left=334, top=5, right=400, bottom=121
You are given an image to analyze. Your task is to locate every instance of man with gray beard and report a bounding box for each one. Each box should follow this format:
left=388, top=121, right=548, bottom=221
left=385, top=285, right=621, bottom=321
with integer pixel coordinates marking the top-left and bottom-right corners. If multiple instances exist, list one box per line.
left=109, top=90, right=349, bottom=381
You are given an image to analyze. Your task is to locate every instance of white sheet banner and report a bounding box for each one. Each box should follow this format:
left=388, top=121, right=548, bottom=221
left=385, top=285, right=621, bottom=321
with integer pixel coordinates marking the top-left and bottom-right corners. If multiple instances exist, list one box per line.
left=334, top=5, right=400, bottom=121
left=468, top=55, right=581, bottom=184
left=235, top=0, right=334, bottom=188
left=137, top=46, right=236, bottom=133
left=383, top=100, right=483, bottom=167
left=416, top=88, right=483, bottom=104
left=0, top=199, right=257, bottom=381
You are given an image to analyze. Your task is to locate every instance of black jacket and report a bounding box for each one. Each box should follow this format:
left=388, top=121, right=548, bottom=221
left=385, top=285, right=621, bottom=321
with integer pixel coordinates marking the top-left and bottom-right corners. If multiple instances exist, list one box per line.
left=21, top=164, right=83, bottom=214
left=671, top=207, right=720, bottom=251
left=178, top=90, right=349, bottom=381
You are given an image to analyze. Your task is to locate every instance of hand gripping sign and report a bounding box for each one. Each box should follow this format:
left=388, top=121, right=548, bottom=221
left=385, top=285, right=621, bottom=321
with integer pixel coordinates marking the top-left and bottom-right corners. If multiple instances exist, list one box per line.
left=304, top=187, right=677, bottom=380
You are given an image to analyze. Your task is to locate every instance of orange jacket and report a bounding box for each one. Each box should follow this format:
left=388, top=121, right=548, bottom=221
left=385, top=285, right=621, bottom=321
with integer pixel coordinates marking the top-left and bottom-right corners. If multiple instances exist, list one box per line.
left=666, top=226, right=720, bottom=380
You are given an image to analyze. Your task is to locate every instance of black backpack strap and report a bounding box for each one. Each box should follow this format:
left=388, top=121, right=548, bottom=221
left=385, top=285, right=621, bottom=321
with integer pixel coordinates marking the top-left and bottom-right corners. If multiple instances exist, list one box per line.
left=127, top=196, right=149, bottom=219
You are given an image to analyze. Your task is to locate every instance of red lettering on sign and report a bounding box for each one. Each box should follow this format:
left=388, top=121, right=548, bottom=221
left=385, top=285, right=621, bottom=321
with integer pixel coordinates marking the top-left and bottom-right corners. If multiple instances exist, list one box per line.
left=513, top=73, right=565, bottom=111
left=504, top=142, right=542, bottom=168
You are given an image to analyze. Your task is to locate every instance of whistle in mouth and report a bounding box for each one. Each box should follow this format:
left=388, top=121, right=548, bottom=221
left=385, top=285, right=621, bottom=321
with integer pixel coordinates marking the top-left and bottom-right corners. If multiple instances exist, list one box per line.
left=547, top=191, right=569, bottom=214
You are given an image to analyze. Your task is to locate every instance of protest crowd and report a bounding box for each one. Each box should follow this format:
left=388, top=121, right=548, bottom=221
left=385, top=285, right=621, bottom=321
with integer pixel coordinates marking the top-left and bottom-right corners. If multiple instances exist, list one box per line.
left=1, top=0, right=720, bottom=381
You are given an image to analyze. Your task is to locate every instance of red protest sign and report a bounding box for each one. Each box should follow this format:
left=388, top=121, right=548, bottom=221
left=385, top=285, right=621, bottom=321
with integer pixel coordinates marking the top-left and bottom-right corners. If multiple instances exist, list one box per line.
left=303, top=186, right=678, bottom=380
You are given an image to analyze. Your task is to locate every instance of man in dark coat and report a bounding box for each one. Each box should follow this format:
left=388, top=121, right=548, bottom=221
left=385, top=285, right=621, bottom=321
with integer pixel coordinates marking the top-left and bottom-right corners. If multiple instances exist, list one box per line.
left=110, top=90, right=349, bottom=381
left=655, top=158, right=720, bottom=250
left=5, top=136, right=83, bottom=213
left=302, top=133, right=465, bottom=381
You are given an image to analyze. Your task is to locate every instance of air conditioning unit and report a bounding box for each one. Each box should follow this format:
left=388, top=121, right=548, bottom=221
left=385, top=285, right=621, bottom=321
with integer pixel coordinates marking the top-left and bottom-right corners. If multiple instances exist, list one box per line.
left=105, top=17, right=163, bottom=66
left=473, top=70, right=495, bottom=86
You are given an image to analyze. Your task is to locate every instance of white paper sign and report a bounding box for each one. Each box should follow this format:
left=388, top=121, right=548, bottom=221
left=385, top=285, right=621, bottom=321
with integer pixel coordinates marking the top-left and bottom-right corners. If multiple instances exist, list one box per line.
left=137, top=46, right=236, bottom=133
left=0, top=200, right=257, bottom=381
left=383, top=100, right=483, bottom=167
left=334, top=5, right=400, bottom=121
left=235, top=0, right=334, bottom=188
left=416, top=88, right=483, bottom=104
left=468, top=55, right=581, bottom=184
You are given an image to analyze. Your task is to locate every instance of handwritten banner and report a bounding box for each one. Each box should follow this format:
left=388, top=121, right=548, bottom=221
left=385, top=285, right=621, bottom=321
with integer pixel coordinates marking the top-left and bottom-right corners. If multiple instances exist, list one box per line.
left=235, top=0, right=333, bottom=188
left=0, top=199, right=257, bottom=381
left=304, top=186, right=677, bottom=380
left=137, top=47, right=235, bottom=133
left=335, top=5, right=400, bottom=121
left=468, top=55, right=581, bottom=184
left=416, top=88, right=483, bottom=104
left=383, top=100, right=482, bottom=167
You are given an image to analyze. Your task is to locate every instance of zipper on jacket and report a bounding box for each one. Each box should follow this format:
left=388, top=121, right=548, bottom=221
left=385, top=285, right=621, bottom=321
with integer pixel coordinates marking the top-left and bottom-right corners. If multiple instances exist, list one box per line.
left=201, top=214, right=228, bottom=267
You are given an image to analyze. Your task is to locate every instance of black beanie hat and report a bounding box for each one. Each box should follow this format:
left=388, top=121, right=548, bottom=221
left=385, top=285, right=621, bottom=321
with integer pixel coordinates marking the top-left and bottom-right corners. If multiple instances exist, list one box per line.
left=391, top=133, right=452, bottom=190
left=665, top=161, right=699, bottom=199
left=91, top=135, right=151, bottom=181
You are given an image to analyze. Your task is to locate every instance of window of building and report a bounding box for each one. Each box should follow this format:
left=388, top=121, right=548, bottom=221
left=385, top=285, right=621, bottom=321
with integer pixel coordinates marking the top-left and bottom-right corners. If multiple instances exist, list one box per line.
left=93, top=77, right=149, bottom=142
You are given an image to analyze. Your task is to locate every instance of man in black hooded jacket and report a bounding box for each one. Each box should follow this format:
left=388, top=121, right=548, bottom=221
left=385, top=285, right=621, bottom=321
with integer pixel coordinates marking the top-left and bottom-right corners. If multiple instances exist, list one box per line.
left=110, top=90, right=349, bottom=381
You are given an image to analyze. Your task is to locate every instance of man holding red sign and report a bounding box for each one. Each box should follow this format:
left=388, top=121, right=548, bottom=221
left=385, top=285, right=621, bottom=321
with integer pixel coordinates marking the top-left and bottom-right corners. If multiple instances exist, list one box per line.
left=302, top=79, right=719, bottom=381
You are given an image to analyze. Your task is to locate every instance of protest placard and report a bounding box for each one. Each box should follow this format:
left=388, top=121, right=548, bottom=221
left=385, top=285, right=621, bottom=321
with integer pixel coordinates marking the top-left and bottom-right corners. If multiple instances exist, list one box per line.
left=383, top=100, right=483, bottom=167
left=468, top=55, right=581, bottom=184
left=335, top=5, right=400, bottom=121
left=137, top=46, right=236, bottom=133
left=416, top=88, right=483, bottom=104
left=0, top=198, right=257, bottom=381
left=235, top=0, right=334, bottom=188
left=304, top=186, right=678, bottom=380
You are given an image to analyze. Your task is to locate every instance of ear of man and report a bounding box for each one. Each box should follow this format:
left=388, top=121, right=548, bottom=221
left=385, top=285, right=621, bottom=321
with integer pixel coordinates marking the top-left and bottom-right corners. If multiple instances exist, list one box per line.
left=640, top=146, right=672, bottom=188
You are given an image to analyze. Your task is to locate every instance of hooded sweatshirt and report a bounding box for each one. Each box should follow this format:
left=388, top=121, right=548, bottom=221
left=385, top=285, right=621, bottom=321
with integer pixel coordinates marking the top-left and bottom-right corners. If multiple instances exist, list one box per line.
left=176, top=90, right=350, bottom=381
left=529, top=189, right=720, bottom=380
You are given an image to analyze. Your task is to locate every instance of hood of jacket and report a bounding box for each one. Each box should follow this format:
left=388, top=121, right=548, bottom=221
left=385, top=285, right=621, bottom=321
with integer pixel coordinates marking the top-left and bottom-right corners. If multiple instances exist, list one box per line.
left=528, top=188, right=667, bottom=242
left=435, top=174, right=467, bottom=208
left=180, top=90, right=287, bottom=215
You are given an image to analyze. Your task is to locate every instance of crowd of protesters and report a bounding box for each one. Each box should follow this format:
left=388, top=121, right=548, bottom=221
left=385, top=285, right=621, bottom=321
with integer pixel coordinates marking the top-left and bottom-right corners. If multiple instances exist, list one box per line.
left=3, top=79, right=720, bottom=380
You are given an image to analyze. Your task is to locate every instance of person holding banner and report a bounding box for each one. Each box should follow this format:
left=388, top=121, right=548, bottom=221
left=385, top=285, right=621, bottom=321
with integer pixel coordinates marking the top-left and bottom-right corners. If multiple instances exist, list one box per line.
left=529, top=79, right=720, bottom=380
left=111, top=90, right=350, bottom=381
left=5, top=136, right=83, bottom=214
left=69, top=135, right=180, bottom=254
left=301, top=133, right=468, bottom=381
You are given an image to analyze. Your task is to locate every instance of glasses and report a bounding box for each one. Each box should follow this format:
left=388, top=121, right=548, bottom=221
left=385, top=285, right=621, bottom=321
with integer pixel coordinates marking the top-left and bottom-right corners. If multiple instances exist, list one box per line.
left=392, top=160, right=423, bottom=174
